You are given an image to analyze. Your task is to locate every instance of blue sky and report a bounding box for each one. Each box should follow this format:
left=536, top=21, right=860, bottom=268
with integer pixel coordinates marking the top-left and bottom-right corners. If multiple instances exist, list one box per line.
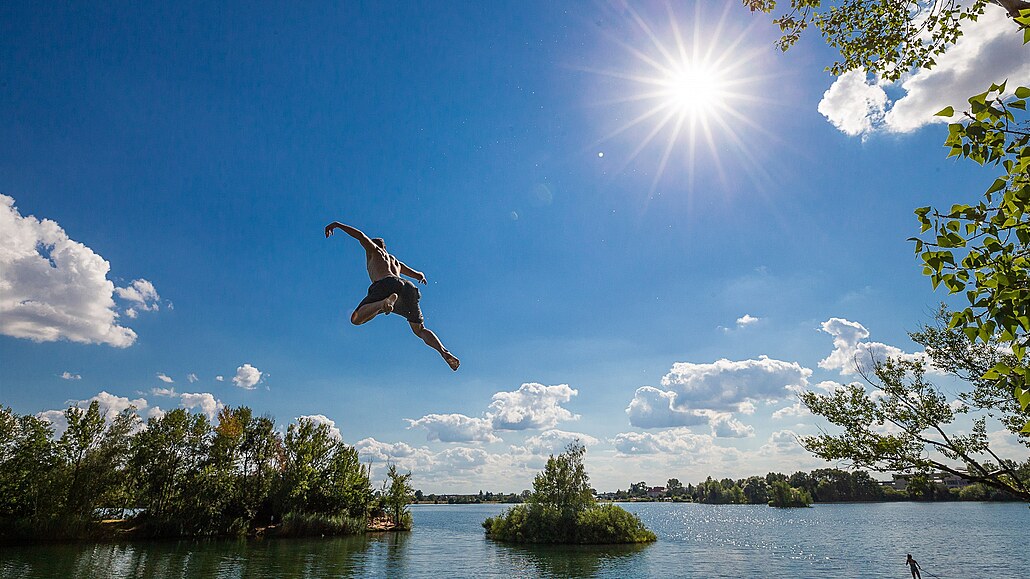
left=2, top=0, right=1028, bottom=493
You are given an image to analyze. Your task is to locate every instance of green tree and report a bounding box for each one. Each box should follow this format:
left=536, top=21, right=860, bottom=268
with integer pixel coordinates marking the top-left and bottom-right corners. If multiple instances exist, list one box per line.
left=744, top=1, right=1030, bottom=81
left=483, top=442, right=655, bottom=544
left=742, top=476, right=770, bottom=504
left=799, top=344, right=1030, bottom=500
left=58, top=401, right=138, bottom=520
left=768, top=480, right=812, bottom=508
left=666, top=477, right=685, bottom=497
left=0, top=408, right=58, bottom=523
left=745, top=0, right=1030, bottom=432
left=382, top=464, right=414, bottom=529
left=130, top=409, right=212, bottom=532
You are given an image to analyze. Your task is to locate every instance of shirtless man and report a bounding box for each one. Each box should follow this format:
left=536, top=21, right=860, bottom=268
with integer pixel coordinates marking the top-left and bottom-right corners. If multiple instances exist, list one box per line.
left=324, top=221, right=460, bottom=371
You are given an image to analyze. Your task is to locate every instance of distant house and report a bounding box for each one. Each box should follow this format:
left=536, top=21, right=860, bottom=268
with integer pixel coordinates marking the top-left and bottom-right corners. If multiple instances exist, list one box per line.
left=885, top=471, right=971, bottom=492
left=646, top=486, right=666, bottom=499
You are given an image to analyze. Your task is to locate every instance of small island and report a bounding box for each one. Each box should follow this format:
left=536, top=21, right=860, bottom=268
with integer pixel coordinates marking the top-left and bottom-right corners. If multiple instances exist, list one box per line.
left=482, top=442, right=656, bottom=544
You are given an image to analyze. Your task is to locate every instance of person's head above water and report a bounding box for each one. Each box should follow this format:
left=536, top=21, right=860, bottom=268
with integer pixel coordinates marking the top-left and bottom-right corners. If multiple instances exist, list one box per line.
left=372, top=237, right=385, bottom=249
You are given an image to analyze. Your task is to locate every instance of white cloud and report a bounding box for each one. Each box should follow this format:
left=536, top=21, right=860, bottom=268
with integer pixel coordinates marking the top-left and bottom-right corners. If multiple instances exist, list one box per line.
left=710, top=415, right=755, bottom=438
left=232, top=363, right=262, bottom=390
left=818, top=6, right=1030, bottom=137
left=818, top=69, right=888, bottom=136
left=655, top=356, right=811, bottom=413
left=736, top=314, right=761, bottom=327
left=37, top=391, right=149, bottom=436
left=297, top=414, right=342, bottom=440
left=156, top=373, right=174, bottom=383
left=488, top=383, right=579, bottom=431
left=60, top=371, right=81, bottom=380
left=518, top=429, right=600, bottom=455
left=772, top=401, right=811, bottom=419
left=611, top=428, right=715, bottom=455
left=760, top=429, right=806, bottom=455
left=114, top=279, right=160, bottom=312
left=406, top=413, right=500, bottom=443
left=150, top=386, right=177, bottom=397
left=818, top=318, right=926, bottom=375
left=187, top=373, right=198, bottom=383
left=626, top=386, right=713, bottom=428
left=437, top=447, right=492, bottom=471
left=178, top=392, right=223, bottom=419
left=0, top=194, right=153, bottom=347
left=626, top=356, right=807, bottom=436
left=215, top=375, right=224, bottom=382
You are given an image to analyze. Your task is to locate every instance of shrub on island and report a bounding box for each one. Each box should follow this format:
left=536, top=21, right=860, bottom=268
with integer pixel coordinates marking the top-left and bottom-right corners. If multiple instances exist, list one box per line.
left=767, top=480, right=812, bottom=508
left=482, top=442, right=656, bottom=544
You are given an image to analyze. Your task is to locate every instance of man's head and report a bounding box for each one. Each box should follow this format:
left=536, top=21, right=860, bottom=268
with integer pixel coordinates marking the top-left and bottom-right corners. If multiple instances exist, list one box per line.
left=372, top=237, right=386, bottom=249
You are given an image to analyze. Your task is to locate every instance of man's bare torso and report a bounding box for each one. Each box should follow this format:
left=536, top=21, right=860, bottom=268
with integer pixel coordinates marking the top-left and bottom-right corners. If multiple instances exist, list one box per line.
left=366, top=248, right=401, bottom=282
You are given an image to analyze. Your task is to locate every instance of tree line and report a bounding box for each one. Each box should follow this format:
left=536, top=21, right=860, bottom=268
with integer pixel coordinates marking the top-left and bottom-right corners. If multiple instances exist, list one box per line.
left=611, top=465, right=1030, bottom=506
left=0, top=403, right=413, bottom=543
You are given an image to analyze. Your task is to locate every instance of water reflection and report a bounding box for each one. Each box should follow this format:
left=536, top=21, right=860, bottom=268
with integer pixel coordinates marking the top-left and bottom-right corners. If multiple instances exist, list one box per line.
left=492, top=541, right=652, bottom=578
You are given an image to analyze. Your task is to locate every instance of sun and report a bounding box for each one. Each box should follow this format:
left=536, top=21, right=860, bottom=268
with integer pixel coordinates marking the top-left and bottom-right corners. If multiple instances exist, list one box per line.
left=664, top=64, right=725, bottom=117
left=585, top=2, right=772, bottom=192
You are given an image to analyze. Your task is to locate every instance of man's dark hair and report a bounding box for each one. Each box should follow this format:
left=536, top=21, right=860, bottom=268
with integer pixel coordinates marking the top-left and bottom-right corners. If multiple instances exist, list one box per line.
left=372, top=237, right=385, bottom=249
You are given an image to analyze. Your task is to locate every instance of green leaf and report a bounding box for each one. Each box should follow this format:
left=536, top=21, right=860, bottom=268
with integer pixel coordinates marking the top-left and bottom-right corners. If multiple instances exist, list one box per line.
left=1016, top=87, right=1030, bottom=98
left=935, top=106, right=955, bottom=117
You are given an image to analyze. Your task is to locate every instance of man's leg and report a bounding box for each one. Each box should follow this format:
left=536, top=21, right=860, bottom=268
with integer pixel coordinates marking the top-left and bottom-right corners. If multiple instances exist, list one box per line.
left=351, top=294, right=398, bottom=325
left=409, top=321, right=460, bottom=370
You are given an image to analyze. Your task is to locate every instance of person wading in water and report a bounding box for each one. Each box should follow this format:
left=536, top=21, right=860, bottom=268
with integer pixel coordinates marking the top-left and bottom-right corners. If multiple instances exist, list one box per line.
left=325, top=221, right=460, bottom=371
left=906, top=554, right=922, bottom=579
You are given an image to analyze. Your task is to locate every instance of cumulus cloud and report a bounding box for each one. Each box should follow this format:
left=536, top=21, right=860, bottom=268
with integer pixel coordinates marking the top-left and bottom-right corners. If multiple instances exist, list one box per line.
left=518, top=429, right=600, bottom=456
left=232, top=363, right=262, bottom=390
left=488, top=383, right=579, bottom=430
left=772, top=401, right=810, bottom=419
left=437, top=447, right=492, bottom=470
left=0, top=194, right=159, bottom=347
left=818, top=69, right=888, bottom=136
left=37, top=391, right=150, bottom=436
left=818, top=318, right=926, bottom=375
left=660, top=356, right=812, bottom=411
left=156, top=373, right=174, bottom=383
left=406, top=413, right=500, bottom=443
left=760, top=429, right=805, bottom=455
left=179, top=392, right=223, bottom=419
left=150, top=386, right=177, bottom=397
left=611, top=428, right=715, bottom=455
left=60, top=371, right=81, bottom=380
left=736, top=314, right=760, bottom=327
left=626, top=357, right=807, bottom=436
left=710, top=415, right=755, bottom=438
left=626, top=386, right=713, bottom=428
left=215, top=375, right=224, bottom=382
left=114, top=279, right=160, bottom=312
left=297, top=414, right=342, bottom=440
left=818, top=6, right=1030, bottom=137
left=407, top=382, right=580, bottom=443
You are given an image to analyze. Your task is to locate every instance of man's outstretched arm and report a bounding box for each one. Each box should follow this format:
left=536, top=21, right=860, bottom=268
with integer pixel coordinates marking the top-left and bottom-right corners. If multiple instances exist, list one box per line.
left=325, top=221, right=378, bottom=252
left=399, top=261, right=427, bottom=284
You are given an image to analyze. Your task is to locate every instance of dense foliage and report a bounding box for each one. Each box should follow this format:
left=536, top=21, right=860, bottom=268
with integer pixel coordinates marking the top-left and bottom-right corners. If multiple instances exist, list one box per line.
left=0, top=403, right=403, bottom=542
left=745, top=0, right=1030, bottom=434
left=483, top=442, right=656, bottom=544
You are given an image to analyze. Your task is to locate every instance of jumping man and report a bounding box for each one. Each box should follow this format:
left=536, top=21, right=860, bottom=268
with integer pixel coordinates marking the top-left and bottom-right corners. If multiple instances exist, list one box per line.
left=324, top=221, right=460, bottom=371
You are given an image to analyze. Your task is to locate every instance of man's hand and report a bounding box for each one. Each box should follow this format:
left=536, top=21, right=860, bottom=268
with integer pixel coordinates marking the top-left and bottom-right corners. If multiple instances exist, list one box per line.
left=325, top=223, right=338, bottom=238
left=415, top=271, right=427, bottom=284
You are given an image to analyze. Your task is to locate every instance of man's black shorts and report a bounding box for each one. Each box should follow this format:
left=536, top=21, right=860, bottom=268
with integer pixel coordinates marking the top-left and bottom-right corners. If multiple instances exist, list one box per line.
left=357, top=276, right=423, bottom=324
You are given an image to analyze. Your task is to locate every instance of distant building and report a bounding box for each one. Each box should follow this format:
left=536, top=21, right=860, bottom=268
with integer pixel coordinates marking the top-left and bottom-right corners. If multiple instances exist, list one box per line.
left=884, top=471, right=972, bottom=492
left=646, top=486, right=666, bottom=499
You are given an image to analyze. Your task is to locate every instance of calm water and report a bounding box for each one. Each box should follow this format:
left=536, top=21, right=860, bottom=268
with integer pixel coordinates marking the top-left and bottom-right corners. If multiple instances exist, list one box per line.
left=2, top=502, right=1026, bottom=578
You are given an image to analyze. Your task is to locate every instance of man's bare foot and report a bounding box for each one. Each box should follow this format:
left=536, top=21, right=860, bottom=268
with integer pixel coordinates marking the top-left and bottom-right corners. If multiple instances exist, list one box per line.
left=442, top=351, right=460, bottom=371
left=382, top=293, right=398, bottom=315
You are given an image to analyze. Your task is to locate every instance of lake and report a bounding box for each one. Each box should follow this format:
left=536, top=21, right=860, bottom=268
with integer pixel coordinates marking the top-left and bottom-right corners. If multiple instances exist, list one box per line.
left=2, top=502, right=1026, bottom=578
